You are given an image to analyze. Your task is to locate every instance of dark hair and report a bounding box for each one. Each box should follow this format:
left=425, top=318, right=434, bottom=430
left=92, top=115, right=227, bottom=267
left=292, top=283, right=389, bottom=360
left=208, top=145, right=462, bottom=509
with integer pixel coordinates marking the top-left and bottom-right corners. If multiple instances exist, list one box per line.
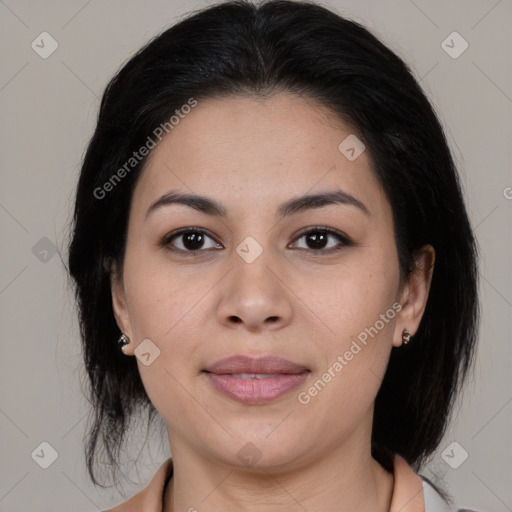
left=67, top=0, right=479, bottom=492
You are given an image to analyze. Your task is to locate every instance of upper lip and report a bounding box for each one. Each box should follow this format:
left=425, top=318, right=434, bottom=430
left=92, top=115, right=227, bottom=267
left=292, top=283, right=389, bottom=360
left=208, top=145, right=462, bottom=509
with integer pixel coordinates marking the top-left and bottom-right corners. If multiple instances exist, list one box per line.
left=204, top=355, right=309, bottom=375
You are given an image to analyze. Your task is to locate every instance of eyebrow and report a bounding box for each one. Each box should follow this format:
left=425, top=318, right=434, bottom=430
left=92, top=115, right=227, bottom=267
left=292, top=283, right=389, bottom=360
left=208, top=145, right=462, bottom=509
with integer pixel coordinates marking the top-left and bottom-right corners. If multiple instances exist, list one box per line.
left=145, top=189, right=370, bottom=220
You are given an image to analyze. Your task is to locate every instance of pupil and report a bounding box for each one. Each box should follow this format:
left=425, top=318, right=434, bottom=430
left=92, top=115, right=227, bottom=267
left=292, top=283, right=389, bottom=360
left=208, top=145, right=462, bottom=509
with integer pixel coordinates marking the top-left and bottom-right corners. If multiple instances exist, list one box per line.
left=308, top=232, right=327, bottom=249
left=180, top=231, right=329, bottom=251
left=184, top=232, right=204, bottom=250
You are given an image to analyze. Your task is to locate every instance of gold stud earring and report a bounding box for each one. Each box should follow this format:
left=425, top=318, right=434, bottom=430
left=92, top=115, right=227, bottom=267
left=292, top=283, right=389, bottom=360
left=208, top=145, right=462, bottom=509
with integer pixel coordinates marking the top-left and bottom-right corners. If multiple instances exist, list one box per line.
left=402, top=329, right=411, bottom=345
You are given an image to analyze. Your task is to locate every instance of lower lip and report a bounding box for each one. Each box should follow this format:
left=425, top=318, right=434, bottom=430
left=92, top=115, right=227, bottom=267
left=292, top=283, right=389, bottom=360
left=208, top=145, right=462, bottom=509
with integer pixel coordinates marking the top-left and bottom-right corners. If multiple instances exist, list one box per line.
left=204, top=372, right=309, bottom=404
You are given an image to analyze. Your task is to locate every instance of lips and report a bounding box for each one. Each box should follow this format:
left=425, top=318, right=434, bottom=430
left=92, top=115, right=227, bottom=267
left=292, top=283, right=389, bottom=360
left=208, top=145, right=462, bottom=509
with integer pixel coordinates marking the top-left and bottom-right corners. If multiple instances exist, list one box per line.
left=204, top=355, right=309, bottom=375
left=203, top=355, right=310, bottom=404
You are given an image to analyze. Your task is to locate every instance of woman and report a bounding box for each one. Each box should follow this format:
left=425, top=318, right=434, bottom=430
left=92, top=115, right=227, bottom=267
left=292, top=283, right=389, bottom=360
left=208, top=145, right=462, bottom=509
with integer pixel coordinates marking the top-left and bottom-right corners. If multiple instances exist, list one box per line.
left=67, top=1, right=480, bottom=510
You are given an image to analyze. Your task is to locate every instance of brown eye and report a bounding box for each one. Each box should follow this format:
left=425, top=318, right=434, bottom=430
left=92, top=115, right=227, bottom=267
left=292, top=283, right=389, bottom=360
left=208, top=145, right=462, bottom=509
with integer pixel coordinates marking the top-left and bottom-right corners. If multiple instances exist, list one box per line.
left=161, top=228, right=222, bottom=254
left=290, top=227, right=351, bottom=254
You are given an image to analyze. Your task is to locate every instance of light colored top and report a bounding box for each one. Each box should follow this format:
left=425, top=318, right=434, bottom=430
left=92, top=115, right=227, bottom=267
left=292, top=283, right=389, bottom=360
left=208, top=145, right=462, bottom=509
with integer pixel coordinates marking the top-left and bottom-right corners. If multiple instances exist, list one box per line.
left=103, top=455, right=477, bottom=512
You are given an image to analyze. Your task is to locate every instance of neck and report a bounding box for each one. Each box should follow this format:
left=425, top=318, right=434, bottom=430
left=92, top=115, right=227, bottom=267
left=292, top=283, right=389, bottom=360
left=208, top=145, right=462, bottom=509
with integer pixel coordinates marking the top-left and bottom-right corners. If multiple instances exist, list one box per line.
left=163, top=441, right=394, bottom=512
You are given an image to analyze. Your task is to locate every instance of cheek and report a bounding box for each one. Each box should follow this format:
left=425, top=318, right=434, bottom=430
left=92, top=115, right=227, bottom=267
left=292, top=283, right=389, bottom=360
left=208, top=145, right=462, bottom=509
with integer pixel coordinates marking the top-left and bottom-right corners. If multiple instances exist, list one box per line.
left=297, top=279, right=397, bottom=439
left=122, top=258, right=205, bottom=422
left=122, top=244, right=189, bottom=335
left=301, top=256, right=398, bottom=340
left=299, top=251, right=399, bottom=397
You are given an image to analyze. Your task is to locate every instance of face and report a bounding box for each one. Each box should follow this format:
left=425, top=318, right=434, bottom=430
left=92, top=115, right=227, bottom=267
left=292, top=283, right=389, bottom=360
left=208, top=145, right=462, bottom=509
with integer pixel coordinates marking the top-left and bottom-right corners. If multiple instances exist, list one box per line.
left=111, top=93, right=433, bottom=471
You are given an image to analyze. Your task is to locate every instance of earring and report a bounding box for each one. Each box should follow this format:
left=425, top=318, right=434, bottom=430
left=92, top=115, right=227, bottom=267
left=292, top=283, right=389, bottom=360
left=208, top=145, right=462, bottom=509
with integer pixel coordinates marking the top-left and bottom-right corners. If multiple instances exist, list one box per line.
left=402, top=329, right=411, bottom=345
left=118, top=334, right=130, bottom=353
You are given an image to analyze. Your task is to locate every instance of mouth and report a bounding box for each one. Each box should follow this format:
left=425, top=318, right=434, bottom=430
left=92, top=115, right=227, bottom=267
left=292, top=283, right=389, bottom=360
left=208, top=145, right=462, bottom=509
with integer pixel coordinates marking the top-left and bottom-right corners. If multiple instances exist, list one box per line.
left=202, top=355, right=310, bottom=404
left=225, top=373, right=290, bottom=379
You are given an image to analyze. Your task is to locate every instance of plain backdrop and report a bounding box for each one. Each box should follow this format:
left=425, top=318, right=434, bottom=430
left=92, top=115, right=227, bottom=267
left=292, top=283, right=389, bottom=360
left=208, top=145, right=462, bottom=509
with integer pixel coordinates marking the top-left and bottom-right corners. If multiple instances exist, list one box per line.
left=1, top=0, right=511, bottom=510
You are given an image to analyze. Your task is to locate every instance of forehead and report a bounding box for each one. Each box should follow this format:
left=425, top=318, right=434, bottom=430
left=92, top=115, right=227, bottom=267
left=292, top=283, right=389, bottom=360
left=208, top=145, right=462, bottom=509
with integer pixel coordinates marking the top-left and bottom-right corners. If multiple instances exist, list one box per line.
left=132, top=93, right=385, bottom=217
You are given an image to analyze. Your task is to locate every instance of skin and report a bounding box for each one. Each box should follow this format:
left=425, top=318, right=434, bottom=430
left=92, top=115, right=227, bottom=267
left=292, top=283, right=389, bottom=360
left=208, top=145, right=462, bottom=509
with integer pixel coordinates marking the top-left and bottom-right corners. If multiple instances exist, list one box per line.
left=111, top=93, right=435, bottom=512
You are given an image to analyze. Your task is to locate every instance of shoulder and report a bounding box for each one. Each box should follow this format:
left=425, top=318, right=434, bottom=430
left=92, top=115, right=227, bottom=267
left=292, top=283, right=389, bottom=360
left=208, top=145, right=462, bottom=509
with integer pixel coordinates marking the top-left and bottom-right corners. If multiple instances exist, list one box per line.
left=392, top=455, right=481, bottom=512
left=102, top=458, right=173, bottom=512
left=421, top=477, right=453, bottom=512
left=421, top=475, right=482, bottom=512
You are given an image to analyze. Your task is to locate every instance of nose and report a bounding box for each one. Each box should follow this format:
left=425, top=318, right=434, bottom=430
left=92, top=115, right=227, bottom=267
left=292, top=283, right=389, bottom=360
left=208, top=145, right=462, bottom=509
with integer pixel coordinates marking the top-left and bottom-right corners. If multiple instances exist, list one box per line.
left=216, top=250, right=293, bottom=333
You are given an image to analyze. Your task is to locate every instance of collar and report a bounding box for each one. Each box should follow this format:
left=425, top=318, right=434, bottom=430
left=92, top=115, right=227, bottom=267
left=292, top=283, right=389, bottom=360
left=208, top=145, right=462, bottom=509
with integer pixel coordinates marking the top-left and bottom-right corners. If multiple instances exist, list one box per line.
left=104, top=454, right=425, bottom=512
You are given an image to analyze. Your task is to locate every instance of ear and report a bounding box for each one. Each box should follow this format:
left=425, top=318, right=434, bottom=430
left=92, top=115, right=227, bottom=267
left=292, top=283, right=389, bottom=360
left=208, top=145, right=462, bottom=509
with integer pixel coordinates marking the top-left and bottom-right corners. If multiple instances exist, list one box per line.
left=392, top=245, right=436, bottom=347
left=110, top=261, right=135, bottom=355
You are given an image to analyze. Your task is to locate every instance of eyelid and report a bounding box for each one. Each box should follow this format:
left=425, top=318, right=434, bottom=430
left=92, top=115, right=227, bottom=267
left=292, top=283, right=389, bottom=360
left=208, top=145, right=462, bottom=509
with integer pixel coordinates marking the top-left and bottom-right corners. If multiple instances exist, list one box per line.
left=289, top=226, right=352, bottom=252
left=292, top=225, right=350, bottom=240
left=159, top=227, right=221, bottom=252
left=160, top=225, right=352, bottom=255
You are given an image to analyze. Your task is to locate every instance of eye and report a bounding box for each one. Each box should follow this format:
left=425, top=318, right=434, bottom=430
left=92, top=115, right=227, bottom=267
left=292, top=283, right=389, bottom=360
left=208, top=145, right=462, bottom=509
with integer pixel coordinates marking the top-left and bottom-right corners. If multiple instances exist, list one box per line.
left=289, top=227, right=351, bottom=254
left=160, top=228, right=222, bottom=254
left=160, top=226, right=351, bottom=256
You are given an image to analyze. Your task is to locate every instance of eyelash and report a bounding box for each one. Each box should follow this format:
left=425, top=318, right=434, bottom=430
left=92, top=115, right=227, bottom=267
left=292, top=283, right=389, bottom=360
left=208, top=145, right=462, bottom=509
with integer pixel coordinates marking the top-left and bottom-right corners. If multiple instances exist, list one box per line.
left=159, top=226, right=352, bottom=256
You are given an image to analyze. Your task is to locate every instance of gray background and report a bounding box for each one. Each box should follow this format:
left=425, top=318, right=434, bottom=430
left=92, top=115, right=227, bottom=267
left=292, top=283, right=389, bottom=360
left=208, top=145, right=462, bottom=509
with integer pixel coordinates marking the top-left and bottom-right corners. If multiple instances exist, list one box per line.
left=1, top=0, right=511, bottom=510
